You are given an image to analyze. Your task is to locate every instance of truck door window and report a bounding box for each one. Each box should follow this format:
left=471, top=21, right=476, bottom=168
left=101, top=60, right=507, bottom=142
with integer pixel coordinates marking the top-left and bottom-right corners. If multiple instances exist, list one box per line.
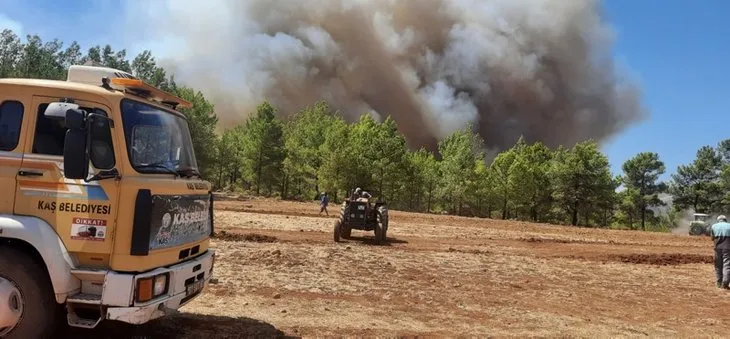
left=0, top=100, right=23, bottom=151
left=32, top=103, right=66, bottom=155
left=32, top=104, right=115, bottom=168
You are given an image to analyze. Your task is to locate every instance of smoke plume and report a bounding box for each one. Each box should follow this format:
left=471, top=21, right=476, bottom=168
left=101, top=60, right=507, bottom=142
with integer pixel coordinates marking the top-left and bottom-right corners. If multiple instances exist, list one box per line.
left=124, top=0, right=646, bottom=151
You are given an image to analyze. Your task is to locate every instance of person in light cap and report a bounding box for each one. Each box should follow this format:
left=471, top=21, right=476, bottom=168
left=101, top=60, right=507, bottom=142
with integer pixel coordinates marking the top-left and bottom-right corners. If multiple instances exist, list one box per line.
left=711, top=214, right=730, bottom=288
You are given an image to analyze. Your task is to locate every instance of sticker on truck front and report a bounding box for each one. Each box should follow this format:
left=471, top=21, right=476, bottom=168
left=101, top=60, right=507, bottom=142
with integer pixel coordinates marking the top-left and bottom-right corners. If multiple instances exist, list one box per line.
left=70, top=217, right=107, bottom=241
left=149, top=194, right=211, bottom=251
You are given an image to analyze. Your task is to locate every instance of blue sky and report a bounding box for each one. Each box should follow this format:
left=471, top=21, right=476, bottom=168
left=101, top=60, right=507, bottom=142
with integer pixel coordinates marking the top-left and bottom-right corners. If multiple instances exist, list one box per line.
left=0, top=0, right=728, bottom=182
left=601, top=0, right=730, bottom=180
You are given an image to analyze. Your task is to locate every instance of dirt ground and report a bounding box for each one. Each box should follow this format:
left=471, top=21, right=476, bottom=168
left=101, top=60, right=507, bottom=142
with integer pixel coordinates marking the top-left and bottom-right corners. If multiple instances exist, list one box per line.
left=63, top=198, right=730, bottom=338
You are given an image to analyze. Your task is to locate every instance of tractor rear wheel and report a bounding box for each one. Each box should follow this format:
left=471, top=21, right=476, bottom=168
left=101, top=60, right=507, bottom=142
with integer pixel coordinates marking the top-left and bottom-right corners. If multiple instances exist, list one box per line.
left=376, top=205, right=388, bottom=243
left=374, top=223, right=384, bottom=244
left=333, top=220, right=342, bottom=243
left=339, top=201, right=353, bottom=239
left=374, top=207, right=387, bottom=244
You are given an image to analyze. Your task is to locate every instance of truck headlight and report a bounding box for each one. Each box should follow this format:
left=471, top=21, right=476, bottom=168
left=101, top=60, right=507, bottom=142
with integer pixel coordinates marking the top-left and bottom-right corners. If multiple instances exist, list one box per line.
left=154, top=274, right=168, bottom=296
left=136, top=272, right=169, bottom=303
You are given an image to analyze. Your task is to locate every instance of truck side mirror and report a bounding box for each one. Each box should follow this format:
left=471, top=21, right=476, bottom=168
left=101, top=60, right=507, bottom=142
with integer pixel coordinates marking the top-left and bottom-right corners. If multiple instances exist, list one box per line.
left=65, top=108, right=86, bottom=129
left=63, top=108, right=90, bottom=180
left=87, top=110, right=115, bottom=170
left=63, top=129, right=89, bottom=179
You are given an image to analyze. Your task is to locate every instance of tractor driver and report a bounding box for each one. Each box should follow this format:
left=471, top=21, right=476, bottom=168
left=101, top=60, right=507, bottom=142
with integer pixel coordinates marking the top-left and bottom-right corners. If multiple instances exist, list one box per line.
left=354, top=187, right=372, bottom=201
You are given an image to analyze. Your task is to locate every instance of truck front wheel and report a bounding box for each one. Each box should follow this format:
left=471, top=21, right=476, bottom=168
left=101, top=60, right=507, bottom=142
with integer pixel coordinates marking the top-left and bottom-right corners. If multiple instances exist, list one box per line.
left=0, top=246, right=61, bottom=339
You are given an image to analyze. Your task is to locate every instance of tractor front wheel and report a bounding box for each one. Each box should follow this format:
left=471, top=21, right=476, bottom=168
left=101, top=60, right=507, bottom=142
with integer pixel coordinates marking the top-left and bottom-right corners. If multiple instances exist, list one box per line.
left=342, top=225, right=352, bottom=239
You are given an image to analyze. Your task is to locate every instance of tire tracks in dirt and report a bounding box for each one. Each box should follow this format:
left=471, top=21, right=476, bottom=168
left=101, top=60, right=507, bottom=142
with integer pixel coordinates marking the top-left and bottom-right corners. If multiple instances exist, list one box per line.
left=213, top=226, right=712, bottom=266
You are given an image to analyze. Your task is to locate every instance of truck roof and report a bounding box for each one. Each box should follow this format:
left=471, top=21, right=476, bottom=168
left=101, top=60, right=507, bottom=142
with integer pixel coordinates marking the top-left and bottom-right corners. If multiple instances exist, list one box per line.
left=0, top=65, right=191, bottom=110
left=0, top=77, right=189, bottom=114
left=0, top=77, right=124, bottom=99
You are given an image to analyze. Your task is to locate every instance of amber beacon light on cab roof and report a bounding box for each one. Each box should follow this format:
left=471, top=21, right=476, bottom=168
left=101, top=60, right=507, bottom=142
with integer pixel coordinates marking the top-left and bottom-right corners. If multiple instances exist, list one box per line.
left=0, top=64, right=216, bottom=338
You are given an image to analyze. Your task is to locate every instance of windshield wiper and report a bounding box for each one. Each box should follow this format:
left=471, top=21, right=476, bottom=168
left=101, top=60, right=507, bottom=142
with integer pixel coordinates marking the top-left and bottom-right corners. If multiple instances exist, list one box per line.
left=137, top=163, right=180, bottom=177
left=176, top=167, right=201, bottom=178
left=87, top=169, right=120, bottom=182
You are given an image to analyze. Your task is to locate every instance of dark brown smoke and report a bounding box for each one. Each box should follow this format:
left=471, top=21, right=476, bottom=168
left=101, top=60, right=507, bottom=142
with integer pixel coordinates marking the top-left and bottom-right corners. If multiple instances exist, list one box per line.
left=127, top=0, right=646, bottom=152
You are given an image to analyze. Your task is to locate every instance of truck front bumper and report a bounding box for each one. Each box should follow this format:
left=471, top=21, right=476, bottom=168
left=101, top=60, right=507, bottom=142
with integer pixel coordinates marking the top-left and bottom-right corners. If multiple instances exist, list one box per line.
left=103, top=249, right=215, bottom=325
left=106, top=288, right=197, bottom=324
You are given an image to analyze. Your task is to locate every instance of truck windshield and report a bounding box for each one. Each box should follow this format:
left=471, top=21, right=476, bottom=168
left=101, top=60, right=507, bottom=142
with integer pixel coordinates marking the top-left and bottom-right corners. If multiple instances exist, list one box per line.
left=121, top=99, right=199, bottom=175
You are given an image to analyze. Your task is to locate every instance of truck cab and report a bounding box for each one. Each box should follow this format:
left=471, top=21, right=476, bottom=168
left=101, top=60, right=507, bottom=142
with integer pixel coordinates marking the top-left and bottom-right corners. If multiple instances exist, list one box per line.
left=0, top=65, right=215, bottom=338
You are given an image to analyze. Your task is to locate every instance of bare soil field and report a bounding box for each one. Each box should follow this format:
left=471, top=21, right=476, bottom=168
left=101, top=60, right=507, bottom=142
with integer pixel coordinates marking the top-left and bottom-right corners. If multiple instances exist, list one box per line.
left=63, top=198, right=730, bottom=338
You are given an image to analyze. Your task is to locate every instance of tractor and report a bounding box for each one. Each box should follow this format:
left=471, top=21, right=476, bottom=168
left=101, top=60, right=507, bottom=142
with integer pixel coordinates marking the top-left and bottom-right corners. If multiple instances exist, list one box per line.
left=333, top=189, right=389, bottom=244
left=689, top=213, right=711, bottom=236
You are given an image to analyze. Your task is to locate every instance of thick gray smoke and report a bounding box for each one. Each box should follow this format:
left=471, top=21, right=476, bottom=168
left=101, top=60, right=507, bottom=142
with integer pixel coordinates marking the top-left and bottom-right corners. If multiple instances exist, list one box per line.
left=124, top=0, right=645, bottom=151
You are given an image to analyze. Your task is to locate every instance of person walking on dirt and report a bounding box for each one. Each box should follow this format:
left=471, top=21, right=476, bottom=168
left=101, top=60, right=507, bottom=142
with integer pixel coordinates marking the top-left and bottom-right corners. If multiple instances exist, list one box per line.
left=319, top=192, right=329, bottom=216
left=711, top=215, right=730, bottom=289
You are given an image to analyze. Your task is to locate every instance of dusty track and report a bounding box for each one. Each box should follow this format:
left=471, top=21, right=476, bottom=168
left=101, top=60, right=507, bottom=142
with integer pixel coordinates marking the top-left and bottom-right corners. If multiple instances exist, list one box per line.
left=63, top=199, right=730, bottom=338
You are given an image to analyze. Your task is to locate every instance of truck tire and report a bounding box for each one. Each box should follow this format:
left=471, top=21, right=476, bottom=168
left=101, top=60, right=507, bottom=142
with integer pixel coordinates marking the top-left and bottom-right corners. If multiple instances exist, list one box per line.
left=0, top=246, right=61, bottom=339
left=333, top=220, right=342, bottom=243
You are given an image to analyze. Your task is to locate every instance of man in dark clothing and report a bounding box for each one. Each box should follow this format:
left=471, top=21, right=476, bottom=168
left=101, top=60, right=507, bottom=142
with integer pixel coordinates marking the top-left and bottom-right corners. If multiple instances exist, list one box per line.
left=319, top=192, right=329, bottom=216
left=711, top=215, right=730, bottom=289
left=353, top=187, right=372, bottom=200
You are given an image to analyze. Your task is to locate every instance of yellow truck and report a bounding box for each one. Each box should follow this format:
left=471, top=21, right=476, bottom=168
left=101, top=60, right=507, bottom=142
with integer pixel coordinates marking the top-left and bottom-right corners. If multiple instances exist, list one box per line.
left=0, top=65, right=216, bottom=338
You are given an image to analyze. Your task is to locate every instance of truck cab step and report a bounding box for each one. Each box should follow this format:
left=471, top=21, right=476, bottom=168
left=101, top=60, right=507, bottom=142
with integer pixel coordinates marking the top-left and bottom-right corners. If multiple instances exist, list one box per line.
left=67, top=313, right=103, bottom=329
left=66, top=296, right=104, bottom=329
left=67, top=293, right=102, bottom=305
left=70, top=268, right=107, bottom=282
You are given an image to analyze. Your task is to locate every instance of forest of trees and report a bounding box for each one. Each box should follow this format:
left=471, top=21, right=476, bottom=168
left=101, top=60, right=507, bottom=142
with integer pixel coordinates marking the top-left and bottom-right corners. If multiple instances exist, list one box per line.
left=2, top=28, right=729, bottom=232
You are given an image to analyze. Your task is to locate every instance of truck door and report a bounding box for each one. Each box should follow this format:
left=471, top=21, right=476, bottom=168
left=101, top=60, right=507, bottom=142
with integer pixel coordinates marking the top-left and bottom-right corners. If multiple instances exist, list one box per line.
left=0, top=96, right=28, bottom=214
left=14, top=96, right=120, bottom=262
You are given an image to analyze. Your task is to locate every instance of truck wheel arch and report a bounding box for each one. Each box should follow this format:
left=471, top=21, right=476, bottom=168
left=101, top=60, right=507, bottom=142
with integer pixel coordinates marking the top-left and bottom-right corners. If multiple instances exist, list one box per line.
left=0, top=215, right=80, bottom=304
